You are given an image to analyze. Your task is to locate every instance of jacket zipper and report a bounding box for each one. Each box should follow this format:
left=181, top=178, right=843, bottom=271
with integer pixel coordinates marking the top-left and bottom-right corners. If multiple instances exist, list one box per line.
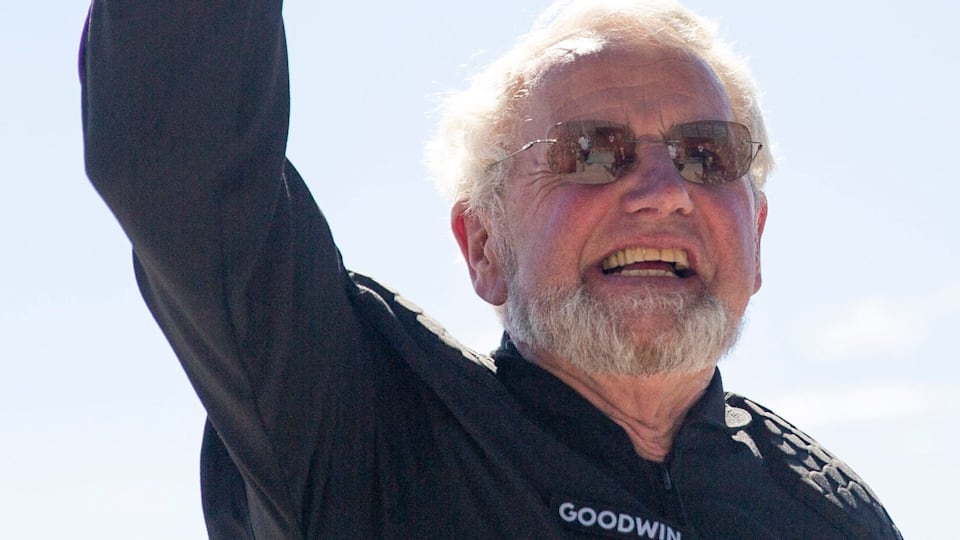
left=660, top=465, right=673, bottom=492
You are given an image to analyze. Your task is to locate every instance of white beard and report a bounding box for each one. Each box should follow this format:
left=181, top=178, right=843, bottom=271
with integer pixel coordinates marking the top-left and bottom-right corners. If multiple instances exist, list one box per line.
left=503, top=283, right=741, bottom=376
left=498, top=246, right=743, bottom=376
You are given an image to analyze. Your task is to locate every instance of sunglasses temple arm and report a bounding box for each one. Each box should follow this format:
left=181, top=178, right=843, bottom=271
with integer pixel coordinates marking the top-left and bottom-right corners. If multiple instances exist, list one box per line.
left=485, top=139, right=555, bottom=172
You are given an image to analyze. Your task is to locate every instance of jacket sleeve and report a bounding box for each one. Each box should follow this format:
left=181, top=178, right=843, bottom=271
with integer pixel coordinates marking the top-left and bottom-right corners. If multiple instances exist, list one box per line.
left=81, top=2, right=366, bottom=534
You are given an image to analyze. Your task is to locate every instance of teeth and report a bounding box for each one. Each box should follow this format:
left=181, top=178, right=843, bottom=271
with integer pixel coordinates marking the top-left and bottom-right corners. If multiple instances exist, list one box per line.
left=620, top=269, right=676, bottom=277
left=601, top=247, right=690, bottom=273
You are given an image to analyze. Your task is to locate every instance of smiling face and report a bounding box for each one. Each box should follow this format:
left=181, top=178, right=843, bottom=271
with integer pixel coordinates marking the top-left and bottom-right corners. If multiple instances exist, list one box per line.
left=456, top=41, right=767, bottom=375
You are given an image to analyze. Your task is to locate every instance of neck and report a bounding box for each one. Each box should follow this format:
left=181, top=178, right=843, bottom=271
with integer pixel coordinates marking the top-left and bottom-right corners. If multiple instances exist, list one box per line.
left=518, top=343, right=715, bottom=462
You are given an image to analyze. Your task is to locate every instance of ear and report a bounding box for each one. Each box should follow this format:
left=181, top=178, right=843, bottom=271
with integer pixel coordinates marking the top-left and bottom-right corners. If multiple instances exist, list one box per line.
left=752, top=191, right=768, bottom=294
left=452, top=201, right=508, bottom=305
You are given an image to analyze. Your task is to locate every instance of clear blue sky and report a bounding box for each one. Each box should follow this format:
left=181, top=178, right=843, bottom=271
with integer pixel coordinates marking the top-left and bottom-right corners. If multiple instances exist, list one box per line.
left=2, top=1, right=956, bottom=537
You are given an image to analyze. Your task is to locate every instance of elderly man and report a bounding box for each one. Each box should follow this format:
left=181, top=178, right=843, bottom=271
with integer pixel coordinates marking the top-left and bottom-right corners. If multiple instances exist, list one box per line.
left=82, top=0, right=900, bottom=538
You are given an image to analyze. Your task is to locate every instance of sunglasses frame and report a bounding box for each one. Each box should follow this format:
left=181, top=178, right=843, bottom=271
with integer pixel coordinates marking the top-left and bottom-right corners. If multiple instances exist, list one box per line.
left=487, top=119, right=762, bottom=186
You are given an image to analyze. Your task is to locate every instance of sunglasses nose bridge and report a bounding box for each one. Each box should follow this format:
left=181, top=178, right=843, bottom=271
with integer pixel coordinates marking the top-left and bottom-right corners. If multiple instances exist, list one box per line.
left=615, top=144, right=694, bottom=216
left=631, top=140, right=690, bottom=180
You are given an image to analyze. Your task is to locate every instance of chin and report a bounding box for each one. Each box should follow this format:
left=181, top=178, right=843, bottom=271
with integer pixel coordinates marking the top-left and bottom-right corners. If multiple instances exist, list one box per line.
left=504, top=282, right=742, bottom=376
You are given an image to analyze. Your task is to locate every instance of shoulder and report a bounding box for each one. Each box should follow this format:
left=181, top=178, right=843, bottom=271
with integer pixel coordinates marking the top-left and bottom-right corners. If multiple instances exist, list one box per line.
left=349, top=272, right=497, bottom=374
left=724, top=393, right=902, bottom=539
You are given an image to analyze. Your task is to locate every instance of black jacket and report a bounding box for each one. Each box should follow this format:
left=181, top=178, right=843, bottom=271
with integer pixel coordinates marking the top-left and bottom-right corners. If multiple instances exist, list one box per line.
left=81, top=1, right=901, bottom=538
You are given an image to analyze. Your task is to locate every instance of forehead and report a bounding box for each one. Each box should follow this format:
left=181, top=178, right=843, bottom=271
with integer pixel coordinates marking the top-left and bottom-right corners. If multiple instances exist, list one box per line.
left=524, top=42, right=732, bottom=131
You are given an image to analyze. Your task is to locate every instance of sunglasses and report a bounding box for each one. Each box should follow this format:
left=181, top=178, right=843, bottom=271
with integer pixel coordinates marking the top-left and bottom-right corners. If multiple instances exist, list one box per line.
left=487, top=119, right=762, bottom=186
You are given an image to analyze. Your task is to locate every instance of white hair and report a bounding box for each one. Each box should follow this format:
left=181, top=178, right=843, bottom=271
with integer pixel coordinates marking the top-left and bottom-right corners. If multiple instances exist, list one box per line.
left=425, top=0, right=773, bottom=223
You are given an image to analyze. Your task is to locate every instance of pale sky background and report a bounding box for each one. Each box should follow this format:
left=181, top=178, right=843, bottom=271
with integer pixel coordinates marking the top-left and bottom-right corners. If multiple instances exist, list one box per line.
left=2, top=1, right=956, bottom=538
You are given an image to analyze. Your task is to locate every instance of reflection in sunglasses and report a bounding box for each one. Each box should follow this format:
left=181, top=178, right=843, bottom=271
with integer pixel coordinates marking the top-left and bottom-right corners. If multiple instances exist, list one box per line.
left=488, top=119, right=762, bottom=186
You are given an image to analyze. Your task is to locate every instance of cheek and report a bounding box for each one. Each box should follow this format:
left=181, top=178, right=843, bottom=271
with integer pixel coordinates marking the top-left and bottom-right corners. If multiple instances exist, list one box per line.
left=507, top=189, right=600, bottom=277
left=719, top=213, right=762, bottom=300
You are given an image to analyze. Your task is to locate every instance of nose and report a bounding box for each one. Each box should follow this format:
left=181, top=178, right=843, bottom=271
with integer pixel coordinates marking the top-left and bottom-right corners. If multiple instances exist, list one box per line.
left=616, top=147, right=694, bottom=217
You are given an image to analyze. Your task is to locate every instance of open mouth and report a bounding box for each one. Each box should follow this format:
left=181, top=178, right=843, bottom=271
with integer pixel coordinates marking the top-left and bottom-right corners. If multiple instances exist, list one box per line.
left=600, top=247, right=693, bottom=278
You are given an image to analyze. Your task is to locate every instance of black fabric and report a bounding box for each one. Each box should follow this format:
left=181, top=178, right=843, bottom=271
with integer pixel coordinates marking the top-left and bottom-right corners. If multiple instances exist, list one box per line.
left=81, top=1, right=902, bottom=538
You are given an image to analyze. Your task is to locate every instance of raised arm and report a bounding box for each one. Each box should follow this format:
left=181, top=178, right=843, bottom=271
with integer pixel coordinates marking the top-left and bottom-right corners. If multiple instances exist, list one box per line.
left=82, top=0, right=288, bottom=321
left=81, top=2, right=366, bottom=535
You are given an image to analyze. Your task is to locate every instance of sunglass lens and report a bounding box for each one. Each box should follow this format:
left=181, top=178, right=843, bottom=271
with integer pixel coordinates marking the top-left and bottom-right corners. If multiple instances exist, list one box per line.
left=546, top=121, right=636, bottom=184
left=539, top=120, right=755, bottom=185
left=671, top=121, right=752, bottom=185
